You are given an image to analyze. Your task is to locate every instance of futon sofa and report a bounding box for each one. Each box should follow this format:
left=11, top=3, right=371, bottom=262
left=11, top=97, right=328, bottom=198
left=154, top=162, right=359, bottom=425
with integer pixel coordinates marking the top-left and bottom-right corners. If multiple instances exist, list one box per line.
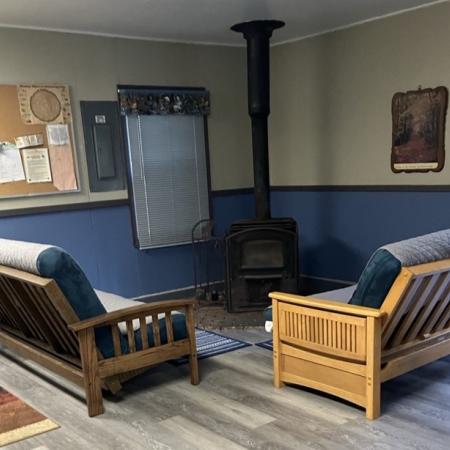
left=267, top=229, right=450, bottom=419
left=0, top=238, right=198, bottom=416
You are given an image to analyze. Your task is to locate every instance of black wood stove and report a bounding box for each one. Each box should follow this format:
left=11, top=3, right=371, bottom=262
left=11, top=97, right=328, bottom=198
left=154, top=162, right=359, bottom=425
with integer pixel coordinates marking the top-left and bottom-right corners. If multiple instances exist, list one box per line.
left=225, top=20, right=299, bottom=313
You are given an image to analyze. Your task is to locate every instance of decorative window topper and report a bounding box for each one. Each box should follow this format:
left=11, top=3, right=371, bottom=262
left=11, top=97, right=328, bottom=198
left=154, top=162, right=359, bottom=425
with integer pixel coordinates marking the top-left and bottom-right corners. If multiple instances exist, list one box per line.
left=119, top=87, right=210, bottom=116
left=17, top=85, right=72, bottom=125
left=391, top=86, right=448, bottom=173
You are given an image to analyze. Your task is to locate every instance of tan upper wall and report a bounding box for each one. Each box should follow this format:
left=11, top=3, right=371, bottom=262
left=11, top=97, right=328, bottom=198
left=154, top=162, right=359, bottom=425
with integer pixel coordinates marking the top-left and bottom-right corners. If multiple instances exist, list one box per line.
left=0, top=28, right=252, bottom=211
left=2, top=2, right=448, bottom=208
left=270, top=2, right=450, bottom=186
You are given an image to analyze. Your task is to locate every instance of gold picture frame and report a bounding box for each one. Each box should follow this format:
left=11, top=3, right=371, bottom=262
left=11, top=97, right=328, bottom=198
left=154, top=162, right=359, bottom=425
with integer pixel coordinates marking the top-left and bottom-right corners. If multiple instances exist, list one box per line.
left=391, top=86, right=448, bottom=173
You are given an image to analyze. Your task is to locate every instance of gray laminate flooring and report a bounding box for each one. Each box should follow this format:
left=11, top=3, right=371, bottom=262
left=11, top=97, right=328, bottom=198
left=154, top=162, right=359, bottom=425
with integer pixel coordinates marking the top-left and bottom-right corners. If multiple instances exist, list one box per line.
left=1, top=327, right=450, bottom=450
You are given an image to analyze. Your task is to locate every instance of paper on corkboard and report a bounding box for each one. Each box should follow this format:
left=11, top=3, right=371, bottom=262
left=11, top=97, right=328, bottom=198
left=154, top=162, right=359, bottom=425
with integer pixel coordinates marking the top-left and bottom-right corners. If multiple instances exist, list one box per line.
left=48, top=144, right=77, bottom=191
left=46, top=124, right=70, bottom=145
left=15, top=133, right=44, bottom=149
left=17, top=85, right=72, bottom=125
left=22, top=148, right=52, bottom=183
left=0, top=84, right=78, bottom=197
left=0, top=143, right=25, bottom=183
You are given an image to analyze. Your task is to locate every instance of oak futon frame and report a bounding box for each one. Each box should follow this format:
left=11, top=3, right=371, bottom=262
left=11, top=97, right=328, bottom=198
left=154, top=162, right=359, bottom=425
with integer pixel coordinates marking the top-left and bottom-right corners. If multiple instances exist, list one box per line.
left=270, top=259, right=450, bottom=419
left=0, top=265, right=199, bottom=417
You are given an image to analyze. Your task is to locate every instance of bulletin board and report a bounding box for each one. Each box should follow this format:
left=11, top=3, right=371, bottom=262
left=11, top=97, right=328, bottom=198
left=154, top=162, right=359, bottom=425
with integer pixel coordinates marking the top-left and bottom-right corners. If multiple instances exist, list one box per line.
left=0, top=84, right=78, bottom=198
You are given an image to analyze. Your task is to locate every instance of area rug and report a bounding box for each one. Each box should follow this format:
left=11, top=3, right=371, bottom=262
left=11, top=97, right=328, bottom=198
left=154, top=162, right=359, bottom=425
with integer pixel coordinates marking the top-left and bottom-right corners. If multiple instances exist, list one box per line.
left=174, top=329, right=251, bottom=365
left=0, top=387, right=58, bottom=447
left=255, top=339, right=273, bottom=351
left=196, top=302, right=265, bottom=329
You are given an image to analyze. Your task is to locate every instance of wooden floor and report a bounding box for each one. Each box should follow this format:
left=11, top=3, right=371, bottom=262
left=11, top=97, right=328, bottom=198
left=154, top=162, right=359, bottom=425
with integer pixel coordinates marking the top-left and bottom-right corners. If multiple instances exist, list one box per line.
left=1, top=327, right=450, bottom=450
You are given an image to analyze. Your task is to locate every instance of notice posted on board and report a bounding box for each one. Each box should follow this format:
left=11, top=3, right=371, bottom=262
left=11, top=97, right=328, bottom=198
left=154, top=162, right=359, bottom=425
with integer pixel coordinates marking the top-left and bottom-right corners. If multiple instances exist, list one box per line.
left=22, top=147, right=52, bottom=183
left=0, top=142, right=26, bottom=183
left=46, top=124, right=70, bottom=146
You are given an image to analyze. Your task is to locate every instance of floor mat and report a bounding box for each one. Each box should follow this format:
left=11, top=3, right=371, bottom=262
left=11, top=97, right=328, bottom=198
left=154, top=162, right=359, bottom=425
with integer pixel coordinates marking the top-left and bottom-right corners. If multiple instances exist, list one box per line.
left=0, top=386, right=59, bottom=447
left=255, top=339, right=273, bottom=351
left=173, top=329, right=252, bottom=365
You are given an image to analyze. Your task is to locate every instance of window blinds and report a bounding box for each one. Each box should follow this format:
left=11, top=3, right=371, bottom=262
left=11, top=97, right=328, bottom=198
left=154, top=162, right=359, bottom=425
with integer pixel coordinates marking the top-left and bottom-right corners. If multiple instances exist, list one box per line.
left=125, top=114, right=210, bottom=249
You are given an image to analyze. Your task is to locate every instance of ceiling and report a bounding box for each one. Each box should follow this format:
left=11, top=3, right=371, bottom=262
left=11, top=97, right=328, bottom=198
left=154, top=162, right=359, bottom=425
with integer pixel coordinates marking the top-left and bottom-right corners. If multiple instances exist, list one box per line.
left=0, top=0, right=444, bottom=46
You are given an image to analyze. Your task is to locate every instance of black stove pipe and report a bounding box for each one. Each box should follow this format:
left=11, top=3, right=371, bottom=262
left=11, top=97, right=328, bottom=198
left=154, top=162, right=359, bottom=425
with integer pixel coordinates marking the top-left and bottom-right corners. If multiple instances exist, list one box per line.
left=231, top=19, right=285, bottom=220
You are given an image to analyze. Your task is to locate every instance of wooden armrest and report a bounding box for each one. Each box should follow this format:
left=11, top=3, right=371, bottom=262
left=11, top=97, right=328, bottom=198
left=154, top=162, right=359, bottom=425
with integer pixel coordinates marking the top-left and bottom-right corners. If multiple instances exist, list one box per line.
left=269, top=292, right=385, bottom=319
left=69, top=299, right=197, bottom=333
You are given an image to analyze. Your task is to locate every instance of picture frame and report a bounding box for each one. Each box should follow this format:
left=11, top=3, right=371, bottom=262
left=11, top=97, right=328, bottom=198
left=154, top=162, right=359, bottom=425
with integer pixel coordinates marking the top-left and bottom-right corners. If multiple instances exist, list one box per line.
left=391, top=86, right=448, bottom=173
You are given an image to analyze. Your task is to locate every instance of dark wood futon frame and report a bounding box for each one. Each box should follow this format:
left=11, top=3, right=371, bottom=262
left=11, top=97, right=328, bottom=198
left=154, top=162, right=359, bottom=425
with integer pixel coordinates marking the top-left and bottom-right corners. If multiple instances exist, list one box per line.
left=0, top=265, right=199, bottom=417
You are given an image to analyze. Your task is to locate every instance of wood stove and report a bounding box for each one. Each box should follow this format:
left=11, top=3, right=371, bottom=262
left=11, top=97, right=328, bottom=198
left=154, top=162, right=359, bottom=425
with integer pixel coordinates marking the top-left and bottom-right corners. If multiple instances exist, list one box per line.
left=226, top=219, right=298, bottom=312
left=226, top=20, right=299, bottom=313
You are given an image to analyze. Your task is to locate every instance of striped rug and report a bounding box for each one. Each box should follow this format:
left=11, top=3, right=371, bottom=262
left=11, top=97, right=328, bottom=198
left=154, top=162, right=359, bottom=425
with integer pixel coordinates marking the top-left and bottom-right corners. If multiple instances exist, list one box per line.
left=255, top=339, right=273, bottom=351
left=174, top=329, right=251, bottom=364
left=0, top=387, right=58, bottom=446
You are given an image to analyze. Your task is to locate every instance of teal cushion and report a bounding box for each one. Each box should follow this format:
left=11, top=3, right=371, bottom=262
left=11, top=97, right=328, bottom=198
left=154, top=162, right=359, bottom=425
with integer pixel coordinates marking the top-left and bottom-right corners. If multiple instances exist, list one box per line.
left=36, top=247, right=120, bottom=358
left=37, top=247, right=106, bottom=320
left=132, top=314, right=187, bottom=351
left=264, top=306, right=272, bottom=323
left=349, top=249, right=401, bottom=309
left=36, top=247, right=188, bottom=358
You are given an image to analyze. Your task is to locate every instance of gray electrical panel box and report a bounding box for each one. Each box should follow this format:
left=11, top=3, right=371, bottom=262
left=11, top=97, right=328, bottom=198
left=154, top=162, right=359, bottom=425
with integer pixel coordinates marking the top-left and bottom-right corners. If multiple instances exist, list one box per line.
left=80, top=101, right=126, bottom=192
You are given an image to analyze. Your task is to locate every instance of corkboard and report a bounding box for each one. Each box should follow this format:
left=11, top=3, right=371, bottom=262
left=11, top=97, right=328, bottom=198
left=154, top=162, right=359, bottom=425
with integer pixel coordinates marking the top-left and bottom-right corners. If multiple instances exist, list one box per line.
left=0, top=85, right=78, bottom=197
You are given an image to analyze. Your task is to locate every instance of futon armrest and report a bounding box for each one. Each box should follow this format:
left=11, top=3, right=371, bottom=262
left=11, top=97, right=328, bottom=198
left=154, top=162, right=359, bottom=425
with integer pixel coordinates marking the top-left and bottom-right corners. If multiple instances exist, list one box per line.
left=69, top=298, right=197, bottom=333
left=269, top=292, right=385, bottom=319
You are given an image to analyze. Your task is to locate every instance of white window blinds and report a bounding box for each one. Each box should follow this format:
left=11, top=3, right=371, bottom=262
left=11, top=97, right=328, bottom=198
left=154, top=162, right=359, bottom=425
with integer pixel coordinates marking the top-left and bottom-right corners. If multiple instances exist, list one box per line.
left=125, top=114, right=210, bottom=249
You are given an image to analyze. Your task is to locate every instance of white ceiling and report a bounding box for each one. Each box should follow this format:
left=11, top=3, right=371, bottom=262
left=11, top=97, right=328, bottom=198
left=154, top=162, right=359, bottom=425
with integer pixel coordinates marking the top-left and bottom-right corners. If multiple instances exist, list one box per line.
left=0, top=0, right=444, bottom=46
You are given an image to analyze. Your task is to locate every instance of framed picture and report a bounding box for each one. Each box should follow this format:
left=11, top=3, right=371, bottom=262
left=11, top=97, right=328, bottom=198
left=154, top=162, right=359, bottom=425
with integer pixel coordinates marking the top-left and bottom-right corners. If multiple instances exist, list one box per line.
left=391, top=86, right=448, bottom=173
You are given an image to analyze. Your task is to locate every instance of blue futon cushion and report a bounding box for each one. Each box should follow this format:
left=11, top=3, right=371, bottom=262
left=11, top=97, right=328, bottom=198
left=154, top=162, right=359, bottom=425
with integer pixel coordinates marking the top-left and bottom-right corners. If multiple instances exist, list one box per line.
left=37, top=247, right=106, bottom=320
left=36, top=247, right=117, bottom=357
left=36, top=247, right=187, bottom=358
left=264, top=306, right=272, bottom=323
left=133, top=314, right=187, bottom=352
left=264, top=250, right=400, bottom=320
left=349, top=249, right=401, bottom=309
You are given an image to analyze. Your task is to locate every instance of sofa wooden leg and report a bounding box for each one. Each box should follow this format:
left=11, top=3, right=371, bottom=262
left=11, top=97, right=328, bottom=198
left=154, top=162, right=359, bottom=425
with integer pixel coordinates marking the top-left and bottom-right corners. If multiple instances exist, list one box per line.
left=366, top=382, right=381, bottom=420
left=273, top=344, right=284, bottom=388
left=274, top=377, right=285, bottom=389
left=273, top=351, right=284, bottom=388
left=79, top=328, right=104, bottom=417
left=85, top=383, right=104, bottom=417
left=186, top=305, right=199, bottom=385
left=366, top=317, right=381, bottom=420
left=272, top=299, right=284, bottom=389
left=189, top=355, right=199, bottom=385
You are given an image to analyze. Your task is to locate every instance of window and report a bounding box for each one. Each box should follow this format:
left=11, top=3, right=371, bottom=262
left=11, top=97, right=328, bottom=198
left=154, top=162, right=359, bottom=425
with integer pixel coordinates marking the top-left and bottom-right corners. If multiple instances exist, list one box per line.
left=122, top=89, right=210, bottom=250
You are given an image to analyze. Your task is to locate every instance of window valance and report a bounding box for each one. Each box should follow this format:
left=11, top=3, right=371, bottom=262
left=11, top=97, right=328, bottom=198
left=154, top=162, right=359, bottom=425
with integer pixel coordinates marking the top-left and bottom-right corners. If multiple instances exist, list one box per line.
left=118, top=86, right=210, bottom=116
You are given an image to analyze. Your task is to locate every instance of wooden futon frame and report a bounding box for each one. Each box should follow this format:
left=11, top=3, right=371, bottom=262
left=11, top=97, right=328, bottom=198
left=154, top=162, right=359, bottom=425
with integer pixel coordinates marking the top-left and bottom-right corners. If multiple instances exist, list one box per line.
left=270, top=259, right=450, bottom=419
left=0, top=265, right=198, bottom=417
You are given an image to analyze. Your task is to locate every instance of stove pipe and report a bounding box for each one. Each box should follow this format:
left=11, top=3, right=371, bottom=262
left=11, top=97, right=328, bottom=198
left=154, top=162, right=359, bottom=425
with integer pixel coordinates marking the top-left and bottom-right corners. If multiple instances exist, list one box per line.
left=231, top=20, right=285, bottom=220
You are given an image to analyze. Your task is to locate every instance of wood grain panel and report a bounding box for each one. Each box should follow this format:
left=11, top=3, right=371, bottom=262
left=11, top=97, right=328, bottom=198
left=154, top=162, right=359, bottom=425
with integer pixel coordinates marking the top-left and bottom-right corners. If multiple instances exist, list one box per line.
left=278, top=303, right=367, bottom=362
left=280, top=354, right=366, bottom=407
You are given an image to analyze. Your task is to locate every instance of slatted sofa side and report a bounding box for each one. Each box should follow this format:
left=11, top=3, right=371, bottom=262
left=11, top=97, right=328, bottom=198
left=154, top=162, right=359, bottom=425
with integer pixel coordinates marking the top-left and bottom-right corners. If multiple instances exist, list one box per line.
left=380, top=259, right=450, bottom=382
left=269, top=258, right=450, bottom=419
left=0, top=264, right=84, bottom=384
left=69, top=298, right=198, bottom=416
left=0, top=264, right=199, bottom=417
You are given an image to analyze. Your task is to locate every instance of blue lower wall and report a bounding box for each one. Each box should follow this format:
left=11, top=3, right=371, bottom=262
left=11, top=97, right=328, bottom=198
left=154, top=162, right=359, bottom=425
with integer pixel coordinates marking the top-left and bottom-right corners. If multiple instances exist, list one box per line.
left=0, top=193, right=255, bottom=298
left=0, top=189, right=447, bottom=297
left=272, top=190, right=450, bottom=282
